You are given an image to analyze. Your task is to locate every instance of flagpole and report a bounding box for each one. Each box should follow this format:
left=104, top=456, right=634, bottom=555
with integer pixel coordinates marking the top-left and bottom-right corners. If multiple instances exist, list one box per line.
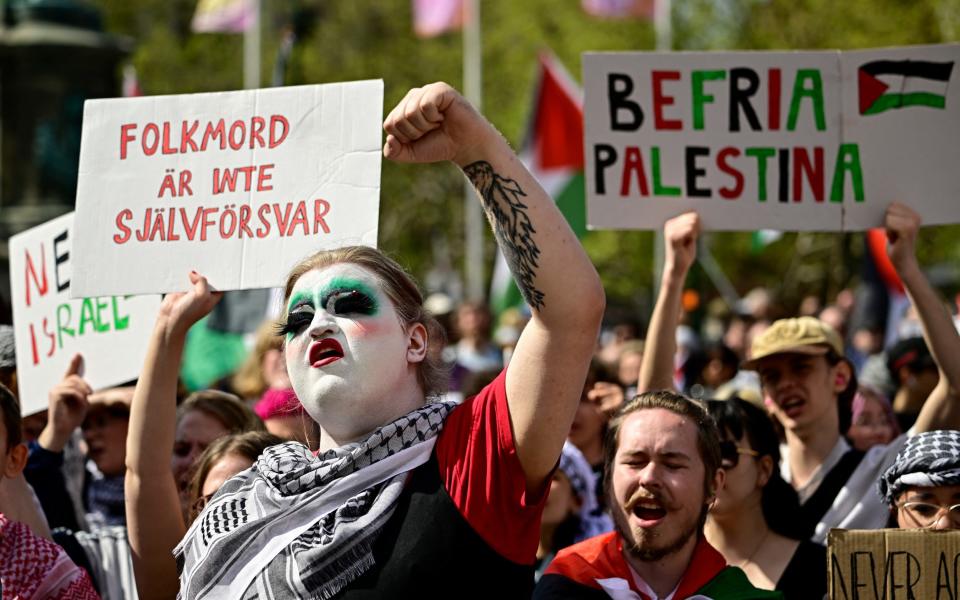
left=244, top=0, right=261, bottom=89
left=463, top=0, right=485, bottom=302
left=652, top=0, right=671, bottom=300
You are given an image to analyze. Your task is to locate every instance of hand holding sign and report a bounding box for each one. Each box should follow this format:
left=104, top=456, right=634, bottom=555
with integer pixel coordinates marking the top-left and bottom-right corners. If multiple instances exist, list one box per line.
left=158, top=272, right=223, bottom=340
left=383, top=82, right=496, bottom=167
left=663, top=212, right=700, bottom=280
left=884, top=202, right=922, bottom=272
left=38, top=353, right=92, bottom=453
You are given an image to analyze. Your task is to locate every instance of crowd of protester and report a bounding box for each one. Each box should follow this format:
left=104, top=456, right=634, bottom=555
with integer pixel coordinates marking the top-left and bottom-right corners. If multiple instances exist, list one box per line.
left=1, top=82, right=959, bottom=599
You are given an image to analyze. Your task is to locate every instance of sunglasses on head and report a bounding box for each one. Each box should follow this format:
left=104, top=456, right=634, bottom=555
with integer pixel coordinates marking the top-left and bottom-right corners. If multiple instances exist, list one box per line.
left=719, top=440, right=760, bottom=469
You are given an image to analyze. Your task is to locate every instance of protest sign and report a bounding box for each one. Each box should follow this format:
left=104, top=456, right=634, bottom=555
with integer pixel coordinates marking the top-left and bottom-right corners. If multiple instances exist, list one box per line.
left=584, top=44, right=960, bottom=231
left=9, top=213, right=161, bottom=416
left=828, top=529, right=960, bottom=600
left=71, top=80, right=383, bottom=297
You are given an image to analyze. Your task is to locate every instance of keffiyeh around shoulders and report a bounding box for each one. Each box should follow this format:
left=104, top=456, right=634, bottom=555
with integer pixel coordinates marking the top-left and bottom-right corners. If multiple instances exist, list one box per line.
left=176, top=400, right=456, bottom=600
left=0, top=513, right=100, bottom=600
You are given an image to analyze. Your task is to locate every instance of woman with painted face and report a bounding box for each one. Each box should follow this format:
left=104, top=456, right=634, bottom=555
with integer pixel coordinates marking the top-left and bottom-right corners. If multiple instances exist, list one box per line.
left=129, top=82, right=604, bottom=598
left=704, top=398, right=827, bottom=599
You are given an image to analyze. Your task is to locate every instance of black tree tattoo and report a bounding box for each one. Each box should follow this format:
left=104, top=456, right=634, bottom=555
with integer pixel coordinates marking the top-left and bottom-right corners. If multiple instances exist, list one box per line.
left=463, top=161, right=545, bottom=310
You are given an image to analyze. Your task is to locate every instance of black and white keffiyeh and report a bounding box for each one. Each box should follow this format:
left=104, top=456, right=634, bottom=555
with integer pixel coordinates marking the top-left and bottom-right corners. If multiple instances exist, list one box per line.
left=879, top=430, right=960, bottom=505
left=557, top=442, right=613, bottom=541
left=176, top=400, right=456, bottom=600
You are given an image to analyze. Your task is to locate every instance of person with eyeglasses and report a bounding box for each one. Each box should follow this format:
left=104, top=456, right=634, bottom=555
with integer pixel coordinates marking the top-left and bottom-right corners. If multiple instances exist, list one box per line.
left=879, top=429, right=960, bottom=531
left=642, top=205, right=960, bottom=547
left=704, top=398, right=827, bottom=599
left=740, top=203, right=960, bottom=544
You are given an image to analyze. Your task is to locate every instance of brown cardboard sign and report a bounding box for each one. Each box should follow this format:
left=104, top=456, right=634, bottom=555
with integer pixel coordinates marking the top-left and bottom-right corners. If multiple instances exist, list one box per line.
left=829, top=529, right=960, bottom=599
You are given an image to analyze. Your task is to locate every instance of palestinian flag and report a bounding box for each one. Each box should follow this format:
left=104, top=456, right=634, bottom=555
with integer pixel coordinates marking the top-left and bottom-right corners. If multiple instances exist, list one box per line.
left=858, top=59, right=955, bottom=115
left=489, top=52, right=586, bottom=315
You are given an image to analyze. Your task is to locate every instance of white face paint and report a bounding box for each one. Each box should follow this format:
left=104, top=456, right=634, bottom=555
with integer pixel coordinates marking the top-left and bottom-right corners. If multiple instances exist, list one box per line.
left=282, top=264, right=412, bottom=433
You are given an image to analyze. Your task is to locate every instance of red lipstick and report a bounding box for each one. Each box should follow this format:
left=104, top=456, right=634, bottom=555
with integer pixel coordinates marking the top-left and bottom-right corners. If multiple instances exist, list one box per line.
left=309, top=338, right=344, bottom=368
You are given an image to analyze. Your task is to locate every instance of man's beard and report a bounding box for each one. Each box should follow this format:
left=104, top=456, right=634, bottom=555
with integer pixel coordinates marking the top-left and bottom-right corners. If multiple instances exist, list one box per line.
left=611, top=494, right=704, bottom=562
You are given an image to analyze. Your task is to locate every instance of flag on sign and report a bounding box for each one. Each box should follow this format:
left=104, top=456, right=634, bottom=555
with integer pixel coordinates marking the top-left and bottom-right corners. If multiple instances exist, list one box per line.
left=413, top=0, right=464, bottom=38
left=581, top=0, right=654, bottom=20
left=490, top=52, right=586, bottom=315
left=192, top=0, right=255, bottom=33
left=858, top=59, right=955, bottom=115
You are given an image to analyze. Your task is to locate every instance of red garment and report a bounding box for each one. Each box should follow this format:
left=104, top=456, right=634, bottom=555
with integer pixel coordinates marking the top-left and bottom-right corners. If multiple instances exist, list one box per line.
left=545, top=531, right=727, bottom=599
left=435, top=368, right=549, bottom=565
left=0, top=514, right=100, bottom=600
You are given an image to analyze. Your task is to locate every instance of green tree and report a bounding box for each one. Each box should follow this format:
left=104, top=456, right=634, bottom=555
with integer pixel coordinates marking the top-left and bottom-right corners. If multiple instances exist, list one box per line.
left=91, top=0, right=960, bottom=313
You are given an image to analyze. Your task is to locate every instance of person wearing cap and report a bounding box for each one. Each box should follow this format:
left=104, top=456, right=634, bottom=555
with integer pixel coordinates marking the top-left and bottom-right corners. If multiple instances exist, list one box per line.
left=740, top=203, right=960, bottom=544
left=638, top=203, right=960, bottom=548
left=879, top=429, right=960, bottom=531
left=886, top=336, right=940, bottom=429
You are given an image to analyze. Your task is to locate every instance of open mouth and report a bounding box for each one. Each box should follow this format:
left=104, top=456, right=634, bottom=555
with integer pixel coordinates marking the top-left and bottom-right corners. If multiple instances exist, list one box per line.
left=779, top=396, right=805, bottom=418
left=627, top=496, right=667, bottom=527
left=309, top=338, right=345, bottom=368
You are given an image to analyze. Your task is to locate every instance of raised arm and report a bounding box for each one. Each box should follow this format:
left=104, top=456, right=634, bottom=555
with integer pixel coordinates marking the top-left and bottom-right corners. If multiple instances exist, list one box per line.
left=885, top=203, right=960, bottom=432
left=125, top=272, right=221, bottom=600
left=24, top=354, right=90, bottom=533
left=637, top=213, right=700, bottom=393
left=38, top=354, right=91, bottom=454
left=383, top=83, right=604, bottom=490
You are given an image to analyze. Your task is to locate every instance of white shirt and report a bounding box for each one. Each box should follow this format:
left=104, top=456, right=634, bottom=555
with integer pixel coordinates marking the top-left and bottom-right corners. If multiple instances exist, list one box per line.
left=597, top=567, right=714, bottom=600
left=781, top=431, right=910, bottom=545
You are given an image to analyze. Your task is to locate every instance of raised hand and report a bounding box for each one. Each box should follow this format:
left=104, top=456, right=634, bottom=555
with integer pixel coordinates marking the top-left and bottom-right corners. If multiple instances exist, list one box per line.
left=158, top=271, right=223, bottom=339
left=664, top=212, right=701, bottom=279
left=39, top=353, right=92, bottom=452
left=638, top=212, right=700, bottom=394
left=884, top=202, right=921, bottom=272
left=382, top=82, right=498, bottom=167
left=586, top=381, right=626, bottom=416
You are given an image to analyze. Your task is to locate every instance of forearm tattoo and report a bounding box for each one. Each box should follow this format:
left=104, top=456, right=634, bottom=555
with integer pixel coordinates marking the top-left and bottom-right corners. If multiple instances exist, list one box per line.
left=463, top=161, right=545, bottom=310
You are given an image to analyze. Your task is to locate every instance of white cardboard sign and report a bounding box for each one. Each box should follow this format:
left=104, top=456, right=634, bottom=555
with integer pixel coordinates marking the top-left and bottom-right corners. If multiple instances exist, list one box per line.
left=9, top=213, right=161, bottom=416
left=71, top=80, right=383, bottom=297
left=584, top=44, right=960, bottom=231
